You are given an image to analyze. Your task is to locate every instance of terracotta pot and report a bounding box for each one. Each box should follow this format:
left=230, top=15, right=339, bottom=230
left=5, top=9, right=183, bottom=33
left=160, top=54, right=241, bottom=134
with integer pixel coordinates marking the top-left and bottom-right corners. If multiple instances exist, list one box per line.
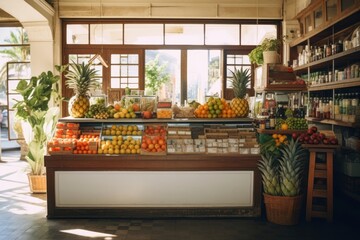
left=263, top=193, right=303, bottom=225
left=27, top=174, right=47, bottom=193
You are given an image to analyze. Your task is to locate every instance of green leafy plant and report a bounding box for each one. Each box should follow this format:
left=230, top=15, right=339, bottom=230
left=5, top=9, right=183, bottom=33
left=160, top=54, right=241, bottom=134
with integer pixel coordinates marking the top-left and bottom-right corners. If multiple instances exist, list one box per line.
left=145, top=55, right=170, bottom=95
left=248, top=38, right=282, bottom=65
left=13, top=66, right=64, bottom=175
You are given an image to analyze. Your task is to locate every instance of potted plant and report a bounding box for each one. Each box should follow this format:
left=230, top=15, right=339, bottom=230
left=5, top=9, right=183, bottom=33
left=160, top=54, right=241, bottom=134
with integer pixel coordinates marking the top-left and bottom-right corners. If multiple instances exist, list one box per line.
left=249, top=38, right=282, bottom=65
left=13, top=67, right=63, bottom=193
left=258, top=138, right=307, bottom=225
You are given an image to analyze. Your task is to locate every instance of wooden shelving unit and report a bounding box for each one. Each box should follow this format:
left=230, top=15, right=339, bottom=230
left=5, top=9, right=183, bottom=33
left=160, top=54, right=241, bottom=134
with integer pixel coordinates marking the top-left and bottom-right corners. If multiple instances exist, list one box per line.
left=308, top=77, right=360, bottom=91
left=306, top=117, right=360, bottom=128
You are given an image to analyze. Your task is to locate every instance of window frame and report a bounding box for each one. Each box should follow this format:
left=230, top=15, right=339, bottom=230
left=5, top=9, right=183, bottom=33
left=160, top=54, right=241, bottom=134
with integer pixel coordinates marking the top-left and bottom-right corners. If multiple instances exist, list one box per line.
left=62, top=19, right=281, bottom=115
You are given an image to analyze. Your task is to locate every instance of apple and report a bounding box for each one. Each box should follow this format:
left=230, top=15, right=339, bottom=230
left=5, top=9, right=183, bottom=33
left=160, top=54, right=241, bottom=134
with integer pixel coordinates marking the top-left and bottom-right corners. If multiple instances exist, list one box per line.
left=313, top=139, right=319, bottom=144
left=292, top=133, right=298, bottom=140
left=323, top=138, right=329, bottom=144
left=330, top=138, right=338, bottom=145
left=308, top=139, right=314, bottom=144
left=311, top=126, right=318, bottom=133
left=307, top=128, right=314, bottom=135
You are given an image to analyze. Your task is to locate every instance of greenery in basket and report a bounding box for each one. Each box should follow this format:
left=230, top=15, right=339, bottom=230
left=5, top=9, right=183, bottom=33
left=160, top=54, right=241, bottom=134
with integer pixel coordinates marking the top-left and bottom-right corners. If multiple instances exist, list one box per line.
left=249, top=38, right=282, bottom=65
left=13, top=66, right=64, bottom=175
left=258, top=138, right=307, bottom=196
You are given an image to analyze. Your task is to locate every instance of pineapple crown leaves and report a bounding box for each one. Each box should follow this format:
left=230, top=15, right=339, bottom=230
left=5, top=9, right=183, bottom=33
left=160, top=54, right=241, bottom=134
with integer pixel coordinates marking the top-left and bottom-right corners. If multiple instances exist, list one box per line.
left=258, top=138, right=307, bottom=196
left=65, top=61, right=99, bottom=96
left=258, top=152, right=281, bottom=196
left=228, top=67, right=250, bottom=99
left=278, top=138, right=307, bottom=196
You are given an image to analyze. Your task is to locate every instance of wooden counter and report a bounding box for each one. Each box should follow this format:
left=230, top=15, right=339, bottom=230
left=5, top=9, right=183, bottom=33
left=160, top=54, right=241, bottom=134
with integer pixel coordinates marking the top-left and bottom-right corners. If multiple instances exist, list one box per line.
left=45, top=153, right=262, bottom=218
left=45, top=117, right=262, bottom=219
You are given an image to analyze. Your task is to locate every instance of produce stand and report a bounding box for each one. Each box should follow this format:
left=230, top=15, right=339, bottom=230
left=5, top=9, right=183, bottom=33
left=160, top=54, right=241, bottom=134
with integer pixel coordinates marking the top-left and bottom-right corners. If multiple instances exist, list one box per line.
left=45, top=117, right=262, bottom=219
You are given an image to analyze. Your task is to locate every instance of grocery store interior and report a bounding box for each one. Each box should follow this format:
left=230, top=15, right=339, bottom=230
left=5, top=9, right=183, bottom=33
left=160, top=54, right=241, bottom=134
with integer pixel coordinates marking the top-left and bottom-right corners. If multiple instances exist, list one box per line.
left=1, top=0, right=360, bottom=239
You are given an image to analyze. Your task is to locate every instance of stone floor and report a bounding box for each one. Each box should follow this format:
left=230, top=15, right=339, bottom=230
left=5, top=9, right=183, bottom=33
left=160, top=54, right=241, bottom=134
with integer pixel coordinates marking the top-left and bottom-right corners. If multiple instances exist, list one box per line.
left=0, top=150, right=359, bottom=240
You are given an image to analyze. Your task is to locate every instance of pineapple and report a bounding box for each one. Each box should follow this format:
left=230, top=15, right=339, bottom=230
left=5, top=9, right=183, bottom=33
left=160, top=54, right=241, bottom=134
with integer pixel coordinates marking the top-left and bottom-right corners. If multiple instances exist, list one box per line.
left=258, top=152, right=281, bottom=196
left=229, top=68, right=250, bottom=117
left=278, top=139, right=307, bottom=196
left=65, top=62, right=99, bottom=118
left=258, top=139, right=307, bottom=196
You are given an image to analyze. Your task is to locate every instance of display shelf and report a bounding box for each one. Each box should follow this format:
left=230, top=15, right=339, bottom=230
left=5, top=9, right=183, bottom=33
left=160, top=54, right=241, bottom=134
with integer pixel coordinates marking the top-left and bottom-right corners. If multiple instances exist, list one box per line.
left=256, top=128, right=307, bottom=135
left=59, top=116, right=254, bottom=125
left=254, top=85, right=307, bottom=92
left=306, top=117, right=360, bottom=128
left=289, top=3, right=360, bottom=48
left=293, top=46, right=360, bottom=72
left=308, top=77, right=360, bottom=91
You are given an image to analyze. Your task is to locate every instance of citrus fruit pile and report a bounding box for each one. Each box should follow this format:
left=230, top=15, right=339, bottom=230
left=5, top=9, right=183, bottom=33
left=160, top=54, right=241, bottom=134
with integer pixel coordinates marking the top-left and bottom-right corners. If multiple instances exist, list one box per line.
left=194, top=97, right=236, bottom=118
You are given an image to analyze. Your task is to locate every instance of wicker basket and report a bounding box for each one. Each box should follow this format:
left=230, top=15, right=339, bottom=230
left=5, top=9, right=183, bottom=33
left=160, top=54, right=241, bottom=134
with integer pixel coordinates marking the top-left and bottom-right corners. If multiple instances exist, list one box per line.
left=28, top=174, right=47, bottom=193
left=263, top=193, right=303, bottom=225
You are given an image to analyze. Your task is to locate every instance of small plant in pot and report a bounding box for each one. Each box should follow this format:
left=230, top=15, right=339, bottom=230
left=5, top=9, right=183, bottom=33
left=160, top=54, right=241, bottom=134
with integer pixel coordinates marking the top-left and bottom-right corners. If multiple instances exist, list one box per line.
left=249, top=38, right=282, bottom=65
left=13, top=67, right=63, bottom=193
left=258, top=138, right=307, bottom=225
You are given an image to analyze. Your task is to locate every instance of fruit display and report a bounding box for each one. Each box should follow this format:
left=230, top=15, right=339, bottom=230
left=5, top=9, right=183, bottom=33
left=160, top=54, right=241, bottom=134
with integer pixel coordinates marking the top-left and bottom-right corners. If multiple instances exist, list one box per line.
left=85, top=103, right=111, bottom=119
left=172, top=104, right=195, bottom=118
left=275, top=117, right=308, bottom=130
left=102, top=124, right=143, bottom=136
left=48, top=138, right=75, bottom=155
left=112, top=103, right=137, bottom=119
left=48, top=122, right=80, bottom=154
left=54, top=122, right=80, bottom=139
left=194, top=97, right=235, bottom=118
left=65, top=62, right=99, bottom=118
left=293, top=126, right=338, bottom=145
left=229, top=68, right=250, bottom=117
left=98, top=136, right=141, bottom=155
left=74, top=134, right=100, bottom=154
left=141, top=124, right=167, bottom=154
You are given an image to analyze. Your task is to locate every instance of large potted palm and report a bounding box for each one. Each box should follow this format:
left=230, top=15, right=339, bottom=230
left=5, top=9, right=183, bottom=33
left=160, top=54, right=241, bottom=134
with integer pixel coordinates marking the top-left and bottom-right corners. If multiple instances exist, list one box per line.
left=258, top=138, right=307, bottom=225
left=13, top=67, right=63, bottom=193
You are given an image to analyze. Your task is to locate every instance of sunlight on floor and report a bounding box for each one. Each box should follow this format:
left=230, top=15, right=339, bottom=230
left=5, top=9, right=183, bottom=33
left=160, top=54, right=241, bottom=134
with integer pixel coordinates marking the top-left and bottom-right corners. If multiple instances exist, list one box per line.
left=8, top=201, right=45, bottom=215
left=61, top=229, right=117, bottom=239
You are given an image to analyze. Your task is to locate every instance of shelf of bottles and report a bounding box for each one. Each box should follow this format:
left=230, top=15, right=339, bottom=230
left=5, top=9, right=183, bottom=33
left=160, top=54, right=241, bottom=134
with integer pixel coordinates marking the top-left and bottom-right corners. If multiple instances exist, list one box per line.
left=306, top=87, right=360, bottom=127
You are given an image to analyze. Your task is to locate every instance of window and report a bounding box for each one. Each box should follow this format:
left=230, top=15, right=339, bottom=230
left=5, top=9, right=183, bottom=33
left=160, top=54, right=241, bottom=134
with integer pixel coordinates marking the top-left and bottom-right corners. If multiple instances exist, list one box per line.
left=0, top=27, right=30, bottom=106
left=145, top=50, right=181, bottom=103
left=124, top=24, right=163, bottom=45
left=63, top=20, right=280, bottom=113
left=187, top=50, right=221, bottom=103
left=68, top=54, right=104, bottom=89
left=165, top=24, right=204, bottom=45
left=111, top=54, right=139, bottom=89
left=205, top=25, right=239, bottom=45
left=90, top=24, right=123, bottom=44
left=241, top=25, right=277, bottom=45
left=67, top=24, right=89, bottom=44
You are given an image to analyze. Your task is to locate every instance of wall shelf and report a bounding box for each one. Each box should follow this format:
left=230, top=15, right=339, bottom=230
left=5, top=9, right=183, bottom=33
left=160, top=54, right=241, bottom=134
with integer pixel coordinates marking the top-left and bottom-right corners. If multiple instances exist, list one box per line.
left=306, top=117, right=360, bottom=128
left=308, top=78, right=360, bottom=91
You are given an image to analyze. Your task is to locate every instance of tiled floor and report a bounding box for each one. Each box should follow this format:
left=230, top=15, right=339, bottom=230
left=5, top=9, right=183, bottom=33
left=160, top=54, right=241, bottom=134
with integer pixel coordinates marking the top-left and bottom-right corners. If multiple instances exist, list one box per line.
left=0, top=150, right=359, bottom=240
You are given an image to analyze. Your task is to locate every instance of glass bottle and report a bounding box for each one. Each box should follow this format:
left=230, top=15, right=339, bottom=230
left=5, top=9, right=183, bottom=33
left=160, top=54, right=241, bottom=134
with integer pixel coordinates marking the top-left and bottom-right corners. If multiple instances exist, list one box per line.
left=269, top=108, right=276, bottom=129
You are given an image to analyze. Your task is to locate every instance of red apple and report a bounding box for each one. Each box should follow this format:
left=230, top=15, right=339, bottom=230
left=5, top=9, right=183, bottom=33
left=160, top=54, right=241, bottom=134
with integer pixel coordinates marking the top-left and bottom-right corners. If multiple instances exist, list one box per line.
left=311, top=126, right=318, bottom=133
left=292, top=133, right=298, bottom=140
